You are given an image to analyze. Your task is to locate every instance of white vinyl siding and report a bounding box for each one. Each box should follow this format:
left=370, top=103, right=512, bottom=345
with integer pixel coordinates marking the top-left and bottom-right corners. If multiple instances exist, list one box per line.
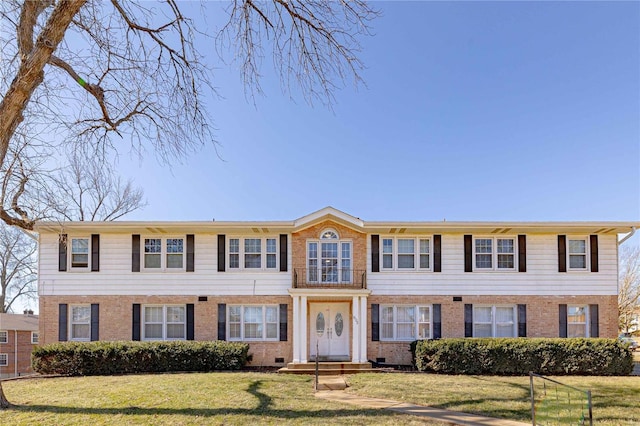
left=381, top=305, right=431, bottom=341
left=228, top=305, right=279, bottom=341
left=473, top=305, right=516, bottom=338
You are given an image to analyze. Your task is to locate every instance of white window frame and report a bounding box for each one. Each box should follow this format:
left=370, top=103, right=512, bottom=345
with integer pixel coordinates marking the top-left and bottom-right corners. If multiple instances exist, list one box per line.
left=0, top=353, right=7, bottom=366
left=142, top=305, right=186, bottom=341
left=567, top=305, right=589, bottom=337
left=31, top=332, right=39, bottom=344
left=227, top=305, right=279, bottom=341
left=380, top=237, right=431, bottom=271
left=69, top=304, right=91, bottom=341
left=69, top=236, right=91, bottom=271
left=306, top=229, right=353, bottom=283
left=472, top=305, right=517, bottom=337
left=380, top=305, right=432, bottom=341
left=227, top=237, right=279, bottom=271
left=473, top=237, right=516, bottom=271
left=567, top=237, right=589, bottom=271
left=143, top=236, right=185, bottom=271
left=0, top=330, right=7, bottom=344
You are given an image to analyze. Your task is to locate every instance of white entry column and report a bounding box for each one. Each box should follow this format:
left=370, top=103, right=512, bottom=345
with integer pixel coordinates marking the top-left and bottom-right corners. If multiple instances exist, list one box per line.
left=300, top=295, right=308, bottom=363
left=351, top=295, right=369, bottom=363
left=352, top=296, right=360, bottom=363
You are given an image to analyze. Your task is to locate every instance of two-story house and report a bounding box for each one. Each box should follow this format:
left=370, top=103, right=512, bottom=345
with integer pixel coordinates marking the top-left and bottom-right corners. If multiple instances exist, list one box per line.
left=36, top=207, right=638, bottom=366
left=0, top=312, right=39, bottom=378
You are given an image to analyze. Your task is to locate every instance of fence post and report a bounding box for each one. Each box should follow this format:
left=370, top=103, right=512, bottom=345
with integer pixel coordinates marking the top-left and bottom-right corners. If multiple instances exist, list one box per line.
left=529, top=372, right=536, bottom=426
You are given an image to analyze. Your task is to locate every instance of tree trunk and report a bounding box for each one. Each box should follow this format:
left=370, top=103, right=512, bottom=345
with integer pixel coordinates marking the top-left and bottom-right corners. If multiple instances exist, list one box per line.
left=0, top=381, right=10, bottom=409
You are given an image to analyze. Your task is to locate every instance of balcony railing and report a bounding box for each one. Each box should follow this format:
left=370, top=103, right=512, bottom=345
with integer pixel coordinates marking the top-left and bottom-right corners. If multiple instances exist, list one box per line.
left=293, top=268, right=366, bottom=289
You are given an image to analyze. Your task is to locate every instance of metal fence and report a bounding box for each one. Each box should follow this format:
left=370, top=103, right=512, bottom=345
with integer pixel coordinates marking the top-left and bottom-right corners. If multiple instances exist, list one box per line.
left=530, top=372, right=592, bottom=426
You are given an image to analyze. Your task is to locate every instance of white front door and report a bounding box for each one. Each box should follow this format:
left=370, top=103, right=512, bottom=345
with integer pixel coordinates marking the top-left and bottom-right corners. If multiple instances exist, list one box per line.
left=310, top=303, right=350, bottom=361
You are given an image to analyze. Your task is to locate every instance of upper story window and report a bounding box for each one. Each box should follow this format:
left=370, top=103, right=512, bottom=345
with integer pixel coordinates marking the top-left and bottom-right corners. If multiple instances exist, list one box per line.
left=144, top=237, right=184, bottom=270
left=307, top=229, right=352, bottom=283
left=228, top=305, right=279, bottom=341
left=228, top=237, right=278, bottom=270
left=381, top=237, right=430, bottom=271
left=0, top=353, right=7, bottom=366
left=380, top=305, right=431, bottom=341
left=71, top=237, right=90, bottom=268
left=567, top=305, right=588, bottom=337
left=474, top=237, right=515, bottom=271
left=70, top=305, right=91, bottom=341
left=568, top=239, right=587, bottom=270
left=31, top=332, right=39, bottom=344
left=0, top=330, right=7, bottom=343
left=473, top=305, right=516, bottom=337
left=143, top=305, right=186, bottom=340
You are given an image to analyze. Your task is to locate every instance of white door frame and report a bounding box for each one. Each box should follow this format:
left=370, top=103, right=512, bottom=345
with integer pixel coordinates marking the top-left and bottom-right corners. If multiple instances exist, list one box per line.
left=309, top=302, right=350, bottom=361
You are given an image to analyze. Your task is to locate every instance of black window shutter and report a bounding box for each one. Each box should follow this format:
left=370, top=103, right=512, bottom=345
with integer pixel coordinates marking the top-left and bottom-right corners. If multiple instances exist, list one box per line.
left=279, top=304, right=288, bottom=341
left=433, top=304, right=442, bottom=339
left=433, top=235, right=442, bottom=273
left=518, top=235, right=526, bottom=273
left=558, top=235, right=567, bottom=272
left=218, top=303, right=226, bottom=340
left=464, top=235, right=472, bottom=272
left=58, top=303, right=68, bottom=341
left=517, top=304, right=527, bottom=337
left=371, top=303, right=379, bottom=341
left=132, top=304, right=141, bottom=341
left=186, top=304, right=195, bottom=340
left=464, top=304, right=473, bottom=337
left=90, top=303, right=99, bottom=341
left=371, top=235, right=380, bottom=272
left=590, top=235, right=598, bottom=273
left=217, top=235, right=226, bottom=272
left=132, top=235, right=141, bottom=272
left=279, top=234, right=288, bottom=272
left=59, top=234, right=67, bottom=272
left=589, top=304, right=599, bottom=337
left=91, top=234, right=100, bottom=272
left=186, top=234, right=195, bottom=272
left=559, top=304, right=567, bottom=338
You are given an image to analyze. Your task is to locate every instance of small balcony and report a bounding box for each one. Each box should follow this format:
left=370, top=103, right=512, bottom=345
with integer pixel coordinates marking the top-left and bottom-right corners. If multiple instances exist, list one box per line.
left=292, top=268, right=367, bottom=289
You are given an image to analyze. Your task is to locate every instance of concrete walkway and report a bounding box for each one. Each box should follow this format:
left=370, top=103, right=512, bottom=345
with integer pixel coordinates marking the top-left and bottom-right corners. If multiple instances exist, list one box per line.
left=315, top=376, right=530, bottom=426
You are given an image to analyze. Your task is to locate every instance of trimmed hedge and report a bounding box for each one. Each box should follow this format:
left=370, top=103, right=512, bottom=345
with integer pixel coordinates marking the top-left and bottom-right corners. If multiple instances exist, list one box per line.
left=32, top=340, right=250, bottom=376
left=412, top=338, right=634, bottom=376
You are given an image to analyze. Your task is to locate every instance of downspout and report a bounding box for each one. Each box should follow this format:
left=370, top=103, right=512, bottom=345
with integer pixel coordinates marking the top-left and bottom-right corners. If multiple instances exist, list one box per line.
left=618, top=226, right=636, bottom=246
left=14, top=329, right=17, bottom=377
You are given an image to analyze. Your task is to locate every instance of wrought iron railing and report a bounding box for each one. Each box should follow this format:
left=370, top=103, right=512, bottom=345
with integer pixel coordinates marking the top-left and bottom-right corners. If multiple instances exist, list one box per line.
left=293, top=268, right=366, bottom=289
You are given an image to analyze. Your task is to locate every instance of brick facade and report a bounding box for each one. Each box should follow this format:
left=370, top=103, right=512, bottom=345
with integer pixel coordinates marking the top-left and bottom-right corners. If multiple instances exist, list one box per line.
left=0, top=314, right=38, bottom=378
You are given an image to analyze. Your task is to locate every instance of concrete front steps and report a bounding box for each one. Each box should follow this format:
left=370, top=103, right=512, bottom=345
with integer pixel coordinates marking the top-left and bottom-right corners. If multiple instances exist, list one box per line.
left=278, top=361, right=374, bottom=375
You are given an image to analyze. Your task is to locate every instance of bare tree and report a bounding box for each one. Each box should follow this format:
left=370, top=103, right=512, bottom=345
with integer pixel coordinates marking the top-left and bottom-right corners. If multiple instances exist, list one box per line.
left=0, top=223, right=37, bottom=314
left=619, top=246, right=640, bottom=333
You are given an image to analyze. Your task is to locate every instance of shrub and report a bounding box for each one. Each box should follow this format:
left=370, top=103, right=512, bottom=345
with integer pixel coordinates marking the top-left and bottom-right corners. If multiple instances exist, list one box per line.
left=32, top=340, right=250, bottom=376
left=412, top=338, right=634, bottom=376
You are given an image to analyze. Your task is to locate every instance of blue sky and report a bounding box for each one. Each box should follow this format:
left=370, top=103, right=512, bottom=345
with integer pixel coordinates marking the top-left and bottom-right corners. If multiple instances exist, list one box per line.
left=117, top=1, right=639, bottom=226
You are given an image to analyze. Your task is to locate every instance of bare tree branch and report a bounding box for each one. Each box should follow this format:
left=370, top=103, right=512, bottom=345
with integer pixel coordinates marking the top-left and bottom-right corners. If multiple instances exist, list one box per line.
left=619, top=246, right=640, bottom=333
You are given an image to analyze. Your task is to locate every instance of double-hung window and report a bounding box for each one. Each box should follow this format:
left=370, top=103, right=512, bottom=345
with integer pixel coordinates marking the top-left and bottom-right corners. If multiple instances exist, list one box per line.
left=381, top=237, right=431, bottom=271
left=228, top=305, right=279, bottom=341
left=144, top=237, right=184, bottom=270
left=70, top=305, right=91, bottom=341
left=70, top=237, right=90, bottom=268
left=474, top=237, right=515, bottom=271
left=142, top=305, right=186, bottom=340
left=473, top=305, right=516, bottom=337
left=0, top=331, right=7, bottom=344
left=380, top=305, right=431, bottom=341
left=0, top=353, right=7, bottom=366
left=228, top=237, right=278, bottom=270
left=31, top=332, right=39, bottom=344
left=568, top=239, right=587, bottom=270
left=307, top=229, right=352, bottom=283
left=567, top=305, right=588, bottom=337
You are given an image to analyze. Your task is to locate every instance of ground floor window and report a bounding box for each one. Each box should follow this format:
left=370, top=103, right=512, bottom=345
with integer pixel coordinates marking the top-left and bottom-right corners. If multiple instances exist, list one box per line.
left=0, top=353, right=7, bottom=366
left=0, top=330, right=7, bottom=343
left=142, top=305, right=186, bottom=340
left=70, top=305, right=91, bottom=341
left=473, top=305, right=516, bottom=337
left=380, top=305, right=431, bottom=341
left=567, top=305, right=589, bottom=337
left=228, top=305, right=279, bottom=341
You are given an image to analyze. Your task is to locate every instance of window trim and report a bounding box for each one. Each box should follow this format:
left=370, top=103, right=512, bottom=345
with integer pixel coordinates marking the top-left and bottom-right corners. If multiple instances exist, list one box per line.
left=567, top=237, right=589, bottom=271
left=380, top=304, right=432, bottom=341
left=380, top=237, right=432, bottom=272
left=226, top=237, right=280, bottom=271
left=567, top=304, right=590, bottom=337
left=142, top=236, right=186, bottom=271
left=31, top=332, right=39, bottom=344
left=68, top=236, right=91, bottom=271
left=306, top=236, right=353, bottom=284
left=141, top=304, right=187, bottom=341
left=227, top=304, right=280, bottom=342
left=472, top=237, right=517, bottom=271
left=472, top=305, right=517, bottom=338
left=69, top=304, right=92, bottom=342
left=0, top=353, right=7, bottom=366
left=0, top=330, right=7, bottom=344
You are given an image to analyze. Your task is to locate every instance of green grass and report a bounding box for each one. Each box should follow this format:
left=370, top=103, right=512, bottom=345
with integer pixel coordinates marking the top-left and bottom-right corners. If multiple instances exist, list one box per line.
left=346, top=373, right=640, bottom=425
left=1, top=373, right=437, bottom=425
